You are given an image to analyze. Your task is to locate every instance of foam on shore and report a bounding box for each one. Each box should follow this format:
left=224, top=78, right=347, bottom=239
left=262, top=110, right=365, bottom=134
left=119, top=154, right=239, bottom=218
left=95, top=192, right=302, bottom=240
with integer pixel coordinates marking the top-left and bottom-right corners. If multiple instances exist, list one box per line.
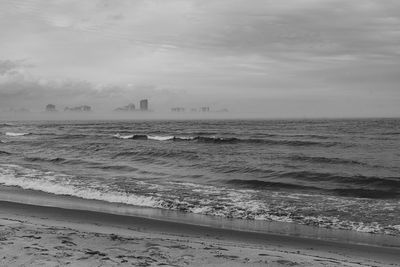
left=0, top=184, right=399, bottom=249
left=0, top=163, right=399, bottom=237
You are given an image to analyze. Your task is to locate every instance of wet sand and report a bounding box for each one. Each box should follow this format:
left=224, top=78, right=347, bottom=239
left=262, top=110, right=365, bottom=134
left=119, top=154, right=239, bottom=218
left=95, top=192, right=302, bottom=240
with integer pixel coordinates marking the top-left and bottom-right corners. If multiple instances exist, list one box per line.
left=0, top=200, right=399, bottom=266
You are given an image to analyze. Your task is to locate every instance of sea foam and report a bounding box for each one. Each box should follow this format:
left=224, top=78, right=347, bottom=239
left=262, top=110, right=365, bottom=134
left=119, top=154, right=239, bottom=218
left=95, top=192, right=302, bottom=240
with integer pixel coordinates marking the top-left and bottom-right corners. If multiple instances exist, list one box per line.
left=147, top=135, right=174, bottom=141
left=111, top=133, right=342, bottom=147
left=113, top=133, right=134, bottom=139
left=1, top=163, right=399, bottom=236
left=0, top=164, right=161, bottom=208
left=5, top=132, right=31, bottom=137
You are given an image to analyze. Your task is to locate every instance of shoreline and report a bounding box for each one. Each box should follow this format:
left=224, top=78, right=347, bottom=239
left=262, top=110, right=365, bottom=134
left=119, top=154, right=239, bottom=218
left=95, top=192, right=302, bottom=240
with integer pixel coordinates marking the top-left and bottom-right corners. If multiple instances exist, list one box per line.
left=1, top=199, right=399, bottom=266
left=1, top=185, right=399, bottom=249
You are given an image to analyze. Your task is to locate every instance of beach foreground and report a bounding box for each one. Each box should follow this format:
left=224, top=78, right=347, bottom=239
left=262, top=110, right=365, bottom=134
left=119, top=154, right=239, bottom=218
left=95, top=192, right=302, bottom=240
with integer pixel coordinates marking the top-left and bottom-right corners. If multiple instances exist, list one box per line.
left=0, top=201, right=399, bottom=266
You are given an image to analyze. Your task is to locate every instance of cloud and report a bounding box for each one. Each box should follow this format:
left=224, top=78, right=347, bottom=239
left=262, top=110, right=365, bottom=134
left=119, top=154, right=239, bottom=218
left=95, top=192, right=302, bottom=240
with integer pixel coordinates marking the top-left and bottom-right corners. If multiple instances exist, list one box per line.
left=0, top=0, right=399, bottom=117
left=0, top=60, right=19, bottom=75
left=0, top=59, right=31, bottom=75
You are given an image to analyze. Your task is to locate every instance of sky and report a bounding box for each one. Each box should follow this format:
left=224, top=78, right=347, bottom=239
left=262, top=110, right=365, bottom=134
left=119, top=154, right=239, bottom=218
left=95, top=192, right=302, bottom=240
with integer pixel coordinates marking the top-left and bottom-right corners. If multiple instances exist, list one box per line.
left=0, top=0, right=399, bottom=118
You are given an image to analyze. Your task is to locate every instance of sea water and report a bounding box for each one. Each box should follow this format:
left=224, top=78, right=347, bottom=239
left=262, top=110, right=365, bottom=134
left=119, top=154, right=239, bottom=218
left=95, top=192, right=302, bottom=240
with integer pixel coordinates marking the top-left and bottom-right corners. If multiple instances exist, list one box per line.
left=0, top=119, right=399, bottom=236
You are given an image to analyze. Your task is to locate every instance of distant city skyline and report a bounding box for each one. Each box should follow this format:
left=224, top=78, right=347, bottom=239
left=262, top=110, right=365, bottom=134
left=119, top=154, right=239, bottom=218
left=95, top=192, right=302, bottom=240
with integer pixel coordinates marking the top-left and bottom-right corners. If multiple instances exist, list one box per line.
left=0, top=0, right=400, bottom=118
left=44, top=99, right=150, bottom=113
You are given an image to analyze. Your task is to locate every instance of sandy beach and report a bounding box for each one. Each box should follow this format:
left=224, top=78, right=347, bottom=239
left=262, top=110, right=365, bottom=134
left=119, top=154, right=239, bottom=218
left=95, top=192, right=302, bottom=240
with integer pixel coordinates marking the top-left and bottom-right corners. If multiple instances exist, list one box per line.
left=0, top=201, right=398, bottom=267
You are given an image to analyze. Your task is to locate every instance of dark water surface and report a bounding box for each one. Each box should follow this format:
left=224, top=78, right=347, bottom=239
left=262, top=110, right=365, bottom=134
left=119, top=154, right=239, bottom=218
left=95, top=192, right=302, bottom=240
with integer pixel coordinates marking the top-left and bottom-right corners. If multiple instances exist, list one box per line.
left=1, top=119, right=399, bottom=235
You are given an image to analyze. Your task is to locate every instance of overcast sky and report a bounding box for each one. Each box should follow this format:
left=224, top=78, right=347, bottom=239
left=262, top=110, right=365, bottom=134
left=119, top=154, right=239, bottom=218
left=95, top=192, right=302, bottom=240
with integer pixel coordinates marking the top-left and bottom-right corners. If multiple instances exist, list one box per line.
left=0, top=0, right=399, bottom=117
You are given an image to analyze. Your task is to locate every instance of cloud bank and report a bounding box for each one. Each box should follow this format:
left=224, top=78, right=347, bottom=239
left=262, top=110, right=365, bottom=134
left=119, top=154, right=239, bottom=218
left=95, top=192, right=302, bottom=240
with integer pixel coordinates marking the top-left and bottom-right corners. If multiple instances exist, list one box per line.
left=0, top=0, right=399, bottom=117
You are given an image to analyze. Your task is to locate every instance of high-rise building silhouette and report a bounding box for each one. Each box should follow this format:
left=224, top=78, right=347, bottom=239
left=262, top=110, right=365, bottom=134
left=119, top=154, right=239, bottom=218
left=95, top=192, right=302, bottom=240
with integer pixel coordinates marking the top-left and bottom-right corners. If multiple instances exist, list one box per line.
left=45, top=104, right=56, bottom=112
left=140, top=99, right=148, bottom=111
left=114, top=103, right=135, bottom=111
left=64, top=105, right=91, bottom=112
left=171, top=107, right=185, bottom=112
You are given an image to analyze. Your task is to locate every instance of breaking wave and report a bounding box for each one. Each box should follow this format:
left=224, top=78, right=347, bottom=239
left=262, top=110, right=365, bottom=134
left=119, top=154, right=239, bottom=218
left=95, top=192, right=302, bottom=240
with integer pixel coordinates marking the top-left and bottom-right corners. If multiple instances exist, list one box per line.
left=5, top=132, right=31, bottom=137
left=113, top=133, right=341, bottom=147
left=148, top=135, right=175, bottom=141
left=0, top=164, right=399, bottom=236
left=1, top=119, right=399, bottom=237
left=0, top=164, right=160, bottom=208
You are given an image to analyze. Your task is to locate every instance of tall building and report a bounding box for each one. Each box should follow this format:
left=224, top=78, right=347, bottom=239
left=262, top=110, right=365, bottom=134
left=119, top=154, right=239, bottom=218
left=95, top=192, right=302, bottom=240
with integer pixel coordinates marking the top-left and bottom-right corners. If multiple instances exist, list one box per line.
left=171, top=107, right=185, bottom=112
left=126, top=103, right=136, bottom=111
left=200, top=107, right=210, bottom=112
left=64, top=105, right=91, bottom=112
left=45, top=104, right=56, bottom=112
left=140, top=99, right=148, bottom=111
left=114, top=103, right=135, bottom=111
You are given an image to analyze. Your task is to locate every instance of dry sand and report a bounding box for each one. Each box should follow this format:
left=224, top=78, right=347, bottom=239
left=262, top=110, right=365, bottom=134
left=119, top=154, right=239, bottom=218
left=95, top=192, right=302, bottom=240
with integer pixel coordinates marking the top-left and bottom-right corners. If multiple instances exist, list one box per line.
left=0, top=201, right=399, bottom=267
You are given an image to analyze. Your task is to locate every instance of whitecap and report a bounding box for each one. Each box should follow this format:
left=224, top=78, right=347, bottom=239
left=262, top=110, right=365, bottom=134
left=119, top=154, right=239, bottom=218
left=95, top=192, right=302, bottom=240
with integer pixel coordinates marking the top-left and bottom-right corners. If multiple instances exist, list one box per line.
left=0, top=164, right=161, bottom=208
left=113, top=133, right=134, bottom=139
left=5, top=132, right=31, bottom=137
left=147, top=135, right=174, bottom=141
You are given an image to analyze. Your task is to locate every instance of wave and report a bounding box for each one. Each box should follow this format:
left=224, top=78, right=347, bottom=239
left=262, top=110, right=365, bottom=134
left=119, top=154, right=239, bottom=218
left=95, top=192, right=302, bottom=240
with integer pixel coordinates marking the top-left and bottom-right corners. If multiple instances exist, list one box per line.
left=113, top=150, right=200, bottom=160
left=289, top=134, right=332, bottom=140
left=113, top=133, right=341, bottom=147
left=113, top=133, right=148, bottom=140
left=0, top=164, right=161, bottom=208
left=0, top=164, right=398, bottom=236
left=279, top=171, right=400, bottom=189
left=24, top=156, right=88, bottom=165
left=187, top=131, right=219, bottom=135
left=381, top=132, right=400, bottom=135
left=185, top=136, right=335, bottom=146
left=206, top=136, right=342, bottom=147
left=5, top=132, right=31, bottom=137
left=263, top=133, right=332, bottom=140
left=148, top=135, right=175, bottom=141
left=227, top=179, right=319, bottom=190
left=289, top=155, right=366, bottom=165
left=265, top=139, right=340, bottom=147
left=113, top=134, right=194, bottom=141
left=227, top=178, right=400, bottom=199
left=113, top=133, right=133, bottom=139
left=25, top=157, right=67, bottom=163
left=24, top=156, right=148, bottom=171
left=332, top=188, right=399, bottom=199
left=33, top=133, right=57, bottom=136
left=96, top=165, right=139, bottom=172
left=113, top=134, right=243, bottom=143
left=53, top=134, right=92, bottom=140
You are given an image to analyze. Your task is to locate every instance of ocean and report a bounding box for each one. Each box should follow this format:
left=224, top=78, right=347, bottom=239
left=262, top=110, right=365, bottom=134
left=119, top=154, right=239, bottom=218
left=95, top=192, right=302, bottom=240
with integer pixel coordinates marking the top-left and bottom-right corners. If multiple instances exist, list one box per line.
left=0, top=118, right=399, bottom=236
